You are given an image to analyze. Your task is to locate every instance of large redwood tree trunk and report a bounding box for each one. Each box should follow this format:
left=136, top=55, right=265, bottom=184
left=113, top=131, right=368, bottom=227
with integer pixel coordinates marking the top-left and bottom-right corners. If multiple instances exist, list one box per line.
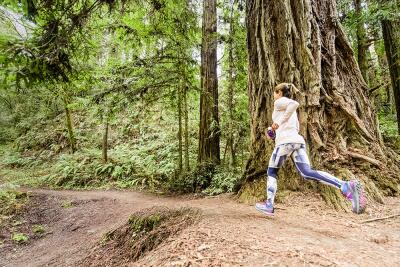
left=198, top=0, right=220, bottom=164
left=238, top=0, right=400, bottom=208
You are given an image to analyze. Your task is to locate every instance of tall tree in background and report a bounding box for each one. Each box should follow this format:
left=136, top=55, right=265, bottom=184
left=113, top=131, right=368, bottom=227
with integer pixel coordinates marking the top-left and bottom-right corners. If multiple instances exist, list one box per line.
left=226, top=0, right=237, bottom=167
left=198, top=0, right=220, bottom=164
left=62, top=92, right=76, bottom=153
left=238, top=0, right=400, bottom=207
left=382, top=17, right=400, bottom=133
left=177, top=81, right=184, bottom=172
left=354, top=0, right=370, bottom=85
left=183, top=84, right=190, bottom=171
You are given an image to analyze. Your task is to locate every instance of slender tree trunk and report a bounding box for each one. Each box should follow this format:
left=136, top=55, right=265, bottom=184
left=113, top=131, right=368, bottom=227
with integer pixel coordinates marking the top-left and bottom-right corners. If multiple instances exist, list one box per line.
left=238, top=0, right=400, bottom=207
left=63, top=97, right=76, bottom=154
left=184, top=85, right=190, bottom=171
left=102, top=118, right=109, bottom=163
left=198, top=0, right=220, bottom=164
left=382, top=19, right=400, bottom=133
left=354, top=0, right=369, bottom=85
left=227, top=2, right=236, bottom=168
left=222, top=140, right=229, bottom=164
left=178, top=84, right=183, bottom=172
left=386, top=84, right=394, bottom=114
left=374, top=38, right=394, bottom=113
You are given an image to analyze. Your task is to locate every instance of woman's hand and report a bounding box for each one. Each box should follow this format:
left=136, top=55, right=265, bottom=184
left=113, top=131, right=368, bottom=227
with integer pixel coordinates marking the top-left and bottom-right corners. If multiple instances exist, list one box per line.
left=265, top=129, right=270, bottom=138
left=271, top=123, right=279, bottom=130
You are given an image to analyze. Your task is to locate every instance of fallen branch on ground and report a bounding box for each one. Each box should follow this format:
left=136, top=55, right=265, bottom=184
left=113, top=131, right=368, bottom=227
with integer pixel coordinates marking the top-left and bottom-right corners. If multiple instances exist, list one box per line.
left=361, top=213, right=400, bottom=224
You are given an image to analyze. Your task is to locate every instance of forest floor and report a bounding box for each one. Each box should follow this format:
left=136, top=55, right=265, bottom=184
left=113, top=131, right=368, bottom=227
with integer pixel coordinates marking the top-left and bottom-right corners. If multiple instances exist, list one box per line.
left=1, top=188, right=400, bottom=267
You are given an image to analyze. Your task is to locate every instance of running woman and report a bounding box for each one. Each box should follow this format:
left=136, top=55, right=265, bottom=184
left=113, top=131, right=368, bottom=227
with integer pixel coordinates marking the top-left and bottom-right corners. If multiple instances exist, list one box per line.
left=255, top=83, right=367, bottom=215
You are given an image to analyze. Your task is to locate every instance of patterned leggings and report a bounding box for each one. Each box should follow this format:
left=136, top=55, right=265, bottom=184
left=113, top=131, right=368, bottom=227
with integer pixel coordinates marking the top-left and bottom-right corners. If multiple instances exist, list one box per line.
left=266, top=143, right=344, bottom=204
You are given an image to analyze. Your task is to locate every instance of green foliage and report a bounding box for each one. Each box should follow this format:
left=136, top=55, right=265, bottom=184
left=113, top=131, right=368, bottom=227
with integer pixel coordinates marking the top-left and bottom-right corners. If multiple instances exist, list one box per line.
left=219, top=0, right=250, bottom=168
left=166, top=164, right=242, bottom=195
left=1, top=152, right=39, bottom=168
left=32, top=224, right=45, bottom=234
left=0, top=0, right=250, bottom=198
left=0, top=187, right=28, bottom=216
left=61, top=200, right=74, bottom=208
left=45, top=141, right=175, bottom=189
left=11, top=232, right=28, bottom=243
left=378, top=111, right=398, bottom=137
left=167, top=163, right=215, bottom=193
left=203, top=167, right=242, bottom=196
left=128, top=213, right=163, bottom=233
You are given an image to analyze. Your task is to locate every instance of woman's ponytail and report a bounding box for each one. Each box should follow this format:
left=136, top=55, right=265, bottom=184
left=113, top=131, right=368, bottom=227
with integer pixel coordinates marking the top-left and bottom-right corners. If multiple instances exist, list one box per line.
left=275, top=83, right=301, bottom=101
left=289, top=83, right=301, bottom=101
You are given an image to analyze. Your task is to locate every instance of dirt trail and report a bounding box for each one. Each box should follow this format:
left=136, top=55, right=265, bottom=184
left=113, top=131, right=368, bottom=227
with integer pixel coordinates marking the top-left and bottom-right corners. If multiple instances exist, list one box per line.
left=1, top=188, right=400, bottom=267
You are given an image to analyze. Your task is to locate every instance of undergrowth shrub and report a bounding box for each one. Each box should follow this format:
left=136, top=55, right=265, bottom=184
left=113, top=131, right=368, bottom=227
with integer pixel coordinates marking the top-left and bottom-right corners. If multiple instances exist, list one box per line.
left=166, top=163, right=215, bottom=193
left=203, top=167, right=242, bottom=195
left=0, top=147, right=44, bottom=168
left=15, top=116, right=70, bottom=153
left=45, top=141, right=177, bottom=189
left=0, top=186, right=28, bottom=217
left=166, top=164, right=241, bottom=195
left=378, top=111, right=398, bottom=137
left=378, top=111, right=400, bottom=152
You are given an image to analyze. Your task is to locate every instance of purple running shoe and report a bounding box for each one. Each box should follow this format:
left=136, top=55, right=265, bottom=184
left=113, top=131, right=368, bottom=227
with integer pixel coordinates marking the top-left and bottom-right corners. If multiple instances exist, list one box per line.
left=255, top=201, right=274, bottom=216
left=341, top=180, right=367, bottom=214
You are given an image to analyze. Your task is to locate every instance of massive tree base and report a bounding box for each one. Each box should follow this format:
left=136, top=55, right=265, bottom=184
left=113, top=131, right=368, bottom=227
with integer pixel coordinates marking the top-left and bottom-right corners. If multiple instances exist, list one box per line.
left=238, top=0, right=400, bottom=209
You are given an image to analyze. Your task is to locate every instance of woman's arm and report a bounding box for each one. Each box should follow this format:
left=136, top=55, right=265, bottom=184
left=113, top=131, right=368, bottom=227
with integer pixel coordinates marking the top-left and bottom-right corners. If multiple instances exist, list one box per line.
left=275, top=99, right=299, bottom=127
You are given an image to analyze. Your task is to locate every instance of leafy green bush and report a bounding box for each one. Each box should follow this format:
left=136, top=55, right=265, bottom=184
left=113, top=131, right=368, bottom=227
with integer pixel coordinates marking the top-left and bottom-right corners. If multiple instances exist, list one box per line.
left=45, top=149, right=125, bottom=188
left=1, top=153, right=41, bottom=168
left=165, top=164, right=242, bottom=195
left=0, top=144, right=48, bottom=171
left=0, top=187, right=28, bottom=216
left=166, top=163, right=215, bottom=193
left=11, top=232, right=28, bottom=243
left=32, top=225, right=45, bottom=234
left=378, top=111, right=398, bottom=137
left=44, top=146, right=170, bottom=189
left=203, top=167, right=242, bottom=195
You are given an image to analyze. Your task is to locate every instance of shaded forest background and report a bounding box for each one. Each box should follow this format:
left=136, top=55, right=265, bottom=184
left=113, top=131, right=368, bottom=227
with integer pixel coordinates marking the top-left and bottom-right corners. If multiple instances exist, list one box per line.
left=0, top=0, right=399, bottom=203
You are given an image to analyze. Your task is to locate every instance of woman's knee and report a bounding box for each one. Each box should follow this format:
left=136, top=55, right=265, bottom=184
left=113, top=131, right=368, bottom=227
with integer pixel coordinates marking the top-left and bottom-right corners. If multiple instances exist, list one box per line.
left=267, top=167, right=279, bottom=178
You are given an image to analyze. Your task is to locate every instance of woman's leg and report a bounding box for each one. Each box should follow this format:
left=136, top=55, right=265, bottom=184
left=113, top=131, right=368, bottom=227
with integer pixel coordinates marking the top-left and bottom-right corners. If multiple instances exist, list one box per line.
left=266, top=144, right=294, bottom=205
left=256, top=144, right=295, bottom=215
left=291, top=144, right=344, bottom=188
left=291, top=144, right=367, bottom=213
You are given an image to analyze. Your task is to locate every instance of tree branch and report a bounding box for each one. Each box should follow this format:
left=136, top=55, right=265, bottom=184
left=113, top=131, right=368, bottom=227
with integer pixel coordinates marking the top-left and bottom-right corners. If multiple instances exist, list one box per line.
left=361, top=213, right=400, bottom=223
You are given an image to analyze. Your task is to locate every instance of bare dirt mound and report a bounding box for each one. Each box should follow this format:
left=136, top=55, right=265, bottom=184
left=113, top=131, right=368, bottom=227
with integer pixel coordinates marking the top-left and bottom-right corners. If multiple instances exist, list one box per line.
left=81, top=207, right=201, bottom=266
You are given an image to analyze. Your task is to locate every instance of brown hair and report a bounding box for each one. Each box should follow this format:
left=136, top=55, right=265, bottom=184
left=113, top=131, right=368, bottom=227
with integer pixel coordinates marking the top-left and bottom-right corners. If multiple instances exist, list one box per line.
left=274, top=83, right=300, bottom=99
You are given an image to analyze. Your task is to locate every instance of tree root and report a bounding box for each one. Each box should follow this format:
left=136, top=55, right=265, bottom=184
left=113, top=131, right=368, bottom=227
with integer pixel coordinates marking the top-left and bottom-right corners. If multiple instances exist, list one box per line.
left=346, top=150, right=382, bottom=168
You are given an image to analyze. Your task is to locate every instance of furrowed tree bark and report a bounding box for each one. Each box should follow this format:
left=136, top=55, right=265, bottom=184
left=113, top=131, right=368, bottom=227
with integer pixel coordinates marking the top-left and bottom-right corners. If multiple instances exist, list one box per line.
left=382, top=18, right=400, bottom=134
left=238, top=0, right=400, bottom=208
left=198, top=0, right=220, bottom=164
